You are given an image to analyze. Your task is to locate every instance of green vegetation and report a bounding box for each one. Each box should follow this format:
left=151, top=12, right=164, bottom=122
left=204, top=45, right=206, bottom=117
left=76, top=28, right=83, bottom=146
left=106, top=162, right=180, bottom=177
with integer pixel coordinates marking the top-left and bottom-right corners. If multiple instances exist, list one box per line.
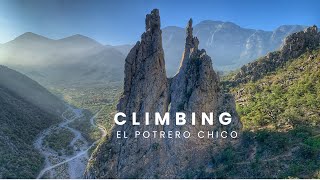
left=69, top=110, right=101, bottom=143
left=206, top=49, right=320, bottom=178
left=96, top=103, right=118, bottom=131
left=0, top=86, right=61, bottom=178
left=304, top=136, right=320, bottom=149
left=46, top=81, right=121, bottom=149
left=43, top=128, right=74, bottom=154
left=50, top=82, right=121, bottom=132
left=197, top=128, right=320, bottom=178
left=230, top=49, right=320, bottom=130
left=50, top=83, right=121, bottom=111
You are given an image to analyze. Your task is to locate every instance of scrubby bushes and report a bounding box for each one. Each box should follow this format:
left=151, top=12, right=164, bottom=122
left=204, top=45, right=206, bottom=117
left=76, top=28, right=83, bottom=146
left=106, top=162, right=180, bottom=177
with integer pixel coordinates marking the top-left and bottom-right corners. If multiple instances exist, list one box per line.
left=43, top=128, right=74, bottom=153
left=231, top=50, right=320, bottom=130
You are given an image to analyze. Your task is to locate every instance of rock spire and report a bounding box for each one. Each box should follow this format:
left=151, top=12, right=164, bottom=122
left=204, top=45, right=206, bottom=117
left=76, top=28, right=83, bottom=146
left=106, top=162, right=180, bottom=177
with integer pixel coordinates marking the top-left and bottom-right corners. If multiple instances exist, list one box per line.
left=85, top=9, right=241, bottom=178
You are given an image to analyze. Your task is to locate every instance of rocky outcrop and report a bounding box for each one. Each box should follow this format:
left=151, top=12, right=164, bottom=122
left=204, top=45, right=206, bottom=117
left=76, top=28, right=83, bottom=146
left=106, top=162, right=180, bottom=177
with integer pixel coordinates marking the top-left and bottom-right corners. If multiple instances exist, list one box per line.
left=165, top=19, right=241, bottom=177
left=233, top=25, right=320, bottom=84
left=85, top=9, right=170, bottom=178
left=85, top=9, right=241, bottom=179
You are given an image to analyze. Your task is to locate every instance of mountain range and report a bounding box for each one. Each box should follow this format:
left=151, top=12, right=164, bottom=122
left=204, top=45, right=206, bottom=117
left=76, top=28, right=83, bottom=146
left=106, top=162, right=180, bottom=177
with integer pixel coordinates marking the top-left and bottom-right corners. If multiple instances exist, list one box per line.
left=0, top=21, right=306, bottom=87
left=162, top=22, right=306, bottom=74
left=0, top=33, right=126, bottom=87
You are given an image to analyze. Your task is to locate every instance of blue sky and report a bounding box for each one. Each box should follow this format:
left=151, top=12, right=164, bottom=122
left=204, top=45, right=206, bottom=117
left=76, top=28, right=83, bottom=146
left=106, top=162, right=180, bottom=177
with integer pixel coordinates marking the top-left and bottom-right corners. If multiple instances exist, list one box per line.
left=0, top=0, right=319, bottom=45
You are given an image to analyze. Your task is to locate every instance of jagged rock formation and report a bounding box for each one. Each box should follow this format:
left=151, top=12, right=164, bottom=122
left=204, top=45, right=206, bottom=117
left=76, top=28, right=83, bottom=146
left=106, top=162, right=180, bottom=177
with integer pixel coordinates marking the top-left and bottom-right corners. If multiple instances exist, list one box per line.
left=166, top=19, right=241, bottom=177
left=233, top=25, right=320, bottom=84
left=86, top=9, right=170, bottom=178
left=85, top=9, right=241, bottom=178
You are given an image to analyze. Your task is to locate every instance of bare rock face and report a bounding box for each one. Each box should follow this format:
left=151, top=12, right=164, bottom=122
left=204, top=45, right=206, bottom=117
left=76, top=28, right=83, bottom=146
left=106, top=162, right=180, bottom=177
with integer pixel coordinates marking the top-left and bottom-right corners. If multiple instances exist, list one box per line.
left=85, top=9, right=241, bottom=179
left=85, top=9, right=170, bottom=178
left=166, top=19, right=241, bottom=177
left=280, top=25, right=319, bottom=59
left=233, top=25, right=320, bottom=84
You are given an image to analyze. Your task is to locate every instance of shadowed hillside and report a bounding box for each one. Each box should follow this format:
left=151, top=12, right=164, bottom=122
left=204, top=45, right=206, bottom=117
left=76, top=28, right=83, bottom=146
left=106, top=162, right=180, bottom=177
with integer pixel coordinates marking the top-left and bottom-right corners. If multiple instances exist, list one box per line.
left=0, top=66, right=65, bottom=178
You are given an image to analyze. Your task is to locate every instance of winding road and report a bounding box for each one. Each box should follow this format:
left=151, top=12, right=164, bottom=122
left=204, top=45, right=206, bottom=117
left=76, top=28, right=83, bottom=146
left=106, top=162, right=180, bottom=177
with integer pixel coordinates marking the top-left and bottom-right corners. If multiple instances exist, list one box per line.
left=34, top=106, right=107, bottom=179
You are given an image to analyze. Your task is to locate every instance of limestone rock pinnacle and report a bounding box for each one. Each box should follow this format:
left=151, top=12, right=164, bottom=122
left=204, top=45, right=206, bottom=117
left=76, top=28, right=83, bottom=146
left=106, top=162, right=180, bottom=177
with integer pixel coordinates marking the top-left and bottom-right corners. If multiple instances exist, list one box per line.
left=145, top=9, right=160, bottom=32
left=168, top=18, right=241, bottom=177
left=85, top=9, right=242, bottom=179
left=85, top=9, right=170, bottom=178
left=185, top=18, right=199, bottom=55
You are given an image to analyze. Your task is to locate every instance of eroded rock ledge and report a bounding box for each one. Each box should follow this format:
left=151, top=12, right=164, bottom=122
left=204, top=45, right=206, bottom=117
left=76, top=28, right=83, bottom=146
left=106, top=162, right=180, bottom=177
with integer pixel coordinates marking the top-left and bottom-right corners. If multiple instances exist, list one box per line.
left=85, top=9, right=241, bottom=178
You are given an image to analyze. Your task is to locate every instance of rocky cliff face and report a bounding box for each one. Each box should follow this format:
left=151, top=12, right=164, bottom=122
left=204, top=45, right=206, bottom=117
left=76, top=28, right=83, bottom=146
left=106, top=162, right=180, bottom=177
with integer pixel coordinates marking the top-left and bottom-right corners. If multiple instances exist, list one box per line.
left=166, top=19, right=241, bottom=177
left=233, top=25, right=320, bottom=84
left=85, top=9, right=241, bottom=178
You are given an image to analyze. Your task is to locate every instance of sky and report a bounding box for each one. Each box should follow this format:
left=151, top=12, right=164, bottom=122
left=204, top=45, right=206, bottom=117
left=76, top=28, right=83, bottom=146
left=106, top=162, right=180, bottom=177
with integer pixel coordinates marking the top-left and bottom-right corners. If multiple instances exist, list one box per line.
left=0, top=0, right=319, bottom=45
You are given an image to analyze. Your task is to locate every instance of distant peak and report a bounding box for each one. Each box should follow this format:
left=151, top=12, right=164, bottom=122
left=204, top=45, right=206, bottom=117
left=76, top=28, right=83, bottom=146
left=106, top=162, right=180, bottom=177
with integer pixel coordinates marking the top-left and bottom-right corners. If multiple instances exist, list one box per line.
left=195, top=20, right=240, bottom=30
left=14, top=32, right=52, bottom=42
left=57, top=34, right=102, bottom=46
left=274, top=25, right=307, bottom=33
left=198, top=20, right=224, bottom=24
left=162, top=26, right=183, bottom=29
left=69, top=34, right=90, bottom=39
left=59, top=34, right=93, bottom=41
left=161, top=26, right=184, bottom=33
left=22, top=32, right=36, bottom=36
left=197, top=20, right=232, bottom=26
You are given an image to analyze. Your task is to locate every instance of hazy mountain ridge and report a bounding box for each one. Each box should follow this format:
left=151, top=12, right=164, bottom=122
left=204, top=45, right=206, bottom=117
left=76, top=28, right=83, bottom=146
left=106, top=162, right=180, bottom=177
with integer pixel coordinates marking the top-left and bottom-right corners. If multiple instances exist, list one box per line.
left=0, top=32, right=103, bottom=66
left=0, top=65, right=65, bottom=114
left=0, top=22, right=306, bottom=85
left=230, top=25, right=320, bottom=85
left=87, top=22, right=307, bottom=76
left=108, top=44, right=134, bottom=56
left=0, top=33, right=125, bottom=86
left=162, top=21, right=307, bottom=75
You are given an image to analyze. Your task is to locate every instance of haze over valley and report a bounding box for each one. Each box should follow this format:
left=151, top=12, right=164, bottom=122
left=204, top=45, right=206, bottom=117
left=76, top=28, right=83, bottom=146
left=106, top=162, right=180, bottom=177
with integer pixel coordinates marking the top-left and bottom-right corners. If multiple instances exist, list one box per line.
left=0, top=21, right=306, bottom=88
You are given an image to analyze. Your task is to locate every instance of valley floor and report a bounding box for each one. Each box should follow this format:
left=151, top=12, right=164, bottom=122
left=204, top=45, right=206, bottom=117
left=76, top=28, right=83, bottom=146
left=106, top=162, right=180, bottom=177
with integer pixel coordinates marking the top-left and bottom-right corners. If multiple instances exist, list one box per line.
left=34, top=105, right=106, bottom=179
